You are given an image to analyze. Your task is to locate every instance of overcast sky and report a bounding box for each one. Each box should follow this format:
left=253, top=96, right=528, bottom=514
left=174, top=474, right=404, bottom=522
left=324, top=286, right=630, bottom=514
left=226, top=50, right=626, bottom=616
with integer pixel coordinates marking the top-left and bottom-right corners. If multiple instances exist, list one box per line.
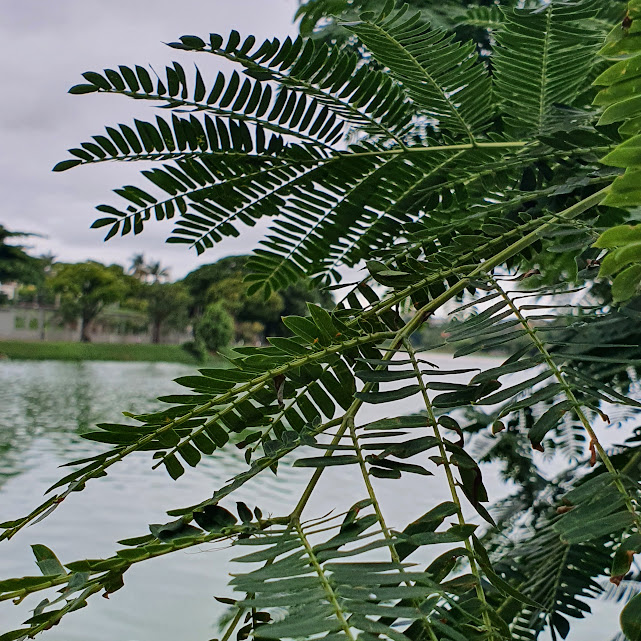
left=0, top=0, right=299, bottom=279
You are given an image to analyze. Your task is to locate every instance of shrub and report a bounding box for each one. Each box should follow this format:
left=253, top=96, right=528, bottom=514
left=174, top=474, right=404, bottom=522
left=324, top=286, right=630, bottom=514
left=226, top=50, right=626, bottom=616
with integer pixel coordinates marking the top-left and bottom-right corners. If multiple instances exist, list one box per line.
left=194, top=303, right=234, bottom=352
left=180, top=339, right=206, bottom=362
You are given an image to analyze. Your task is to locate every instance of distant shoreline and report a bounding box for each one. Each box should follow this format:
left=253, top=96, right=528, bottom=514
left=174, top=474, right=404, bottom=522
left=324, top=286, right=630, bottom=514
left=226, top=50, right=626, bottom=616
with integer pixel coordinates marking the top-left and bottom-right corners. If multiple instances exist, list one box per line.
left=0, top=340, right=218, bottom=365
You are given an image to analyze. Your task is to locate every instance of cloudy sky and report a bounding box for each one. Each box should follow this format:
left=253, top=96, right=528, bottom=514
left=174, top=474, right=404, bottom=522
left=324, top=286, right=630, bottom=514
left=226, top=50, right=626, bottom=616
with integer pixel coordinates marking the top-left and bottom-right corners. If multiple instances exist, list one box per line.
left=0, top=0, right=299, bottom=279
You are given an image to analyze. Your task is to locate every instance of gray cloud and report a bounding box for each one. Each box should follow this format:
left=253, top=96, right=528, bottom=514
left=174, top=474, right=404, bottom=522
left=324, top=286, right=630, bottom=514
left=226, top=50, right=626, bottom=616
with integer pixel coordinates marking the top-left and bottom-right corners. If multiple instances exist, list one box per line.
left=0, top=0, right=298, bottom=278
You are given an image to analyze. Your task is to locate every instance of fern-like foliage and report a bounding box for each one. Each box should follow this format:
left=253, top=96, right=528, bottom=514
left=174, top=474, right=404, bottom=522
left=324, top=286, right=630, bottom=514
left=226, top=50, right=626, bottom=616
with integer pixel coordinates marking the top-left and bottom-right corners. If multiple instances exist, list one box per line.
left=345, top=4, right=493, bottom=140
left=485, top=463, right=641, bottom=640
left=493, top=0, right=604, bottom=135
left=4, top=1, right=641, bottom=640
left=51, top=0, right=621, bottom=294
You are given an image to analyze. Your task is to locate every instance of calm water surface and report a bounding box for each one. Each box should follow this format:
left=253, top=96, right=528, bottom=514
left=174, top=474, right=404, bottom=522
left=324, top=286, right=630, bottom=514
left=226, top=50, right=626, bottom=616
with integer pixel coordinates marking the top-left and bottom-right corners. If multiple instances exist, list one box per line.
left=0, top=359, right=620, bottom=640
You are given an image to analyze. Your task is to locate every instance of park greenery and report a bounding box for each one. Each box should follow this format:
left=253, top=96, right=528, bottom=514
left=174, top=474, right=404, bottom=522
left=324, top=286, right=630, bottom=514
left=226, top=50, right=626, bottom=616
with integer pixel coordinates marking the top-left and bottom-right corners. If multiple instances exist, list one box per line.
left=0, top=245, right=328, bottom=350
left=0, top=340, right=214, bottom=364
left=3, top=0, right=641, bottom=640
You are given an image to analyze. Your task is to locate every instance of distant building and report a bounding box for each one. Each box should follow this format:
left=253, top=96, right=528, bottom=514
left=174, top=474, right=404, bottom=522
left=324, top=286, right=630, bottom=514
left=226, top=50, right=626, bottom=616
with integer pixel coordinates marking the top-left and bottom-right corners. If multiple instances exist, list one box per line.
left=0, top=281, right=18, bottom=301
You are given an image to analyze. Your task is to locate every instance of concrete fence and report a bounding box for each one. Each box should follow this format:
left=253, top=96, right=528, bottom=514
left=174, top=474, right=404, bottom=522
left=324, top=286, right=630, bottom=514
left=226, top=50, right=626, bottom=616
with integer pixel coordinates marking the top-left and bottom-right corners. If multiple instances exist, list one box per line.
left=0, top=306, right=191, bottom=344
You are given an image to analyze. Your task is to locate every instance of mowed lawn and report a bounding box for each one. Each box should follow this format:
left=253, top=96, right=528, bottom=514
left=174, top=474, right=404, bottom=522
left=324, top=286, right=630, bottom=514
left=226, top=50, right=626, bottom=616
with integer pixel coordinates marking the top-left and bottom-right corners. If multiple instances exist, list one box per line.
left=0, top=341, right=218, bottom=364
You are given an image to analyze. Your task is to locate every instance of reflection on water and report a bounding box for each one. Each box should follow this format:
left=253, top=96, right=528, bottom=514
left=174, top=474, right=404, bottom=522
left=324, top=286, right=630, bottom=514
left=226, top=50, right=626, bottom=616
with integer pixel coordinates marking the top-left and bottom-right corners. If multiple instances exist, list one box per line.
left=0, top=362, right=191, bottom=486
left=0, top=358, right=620, bottom=641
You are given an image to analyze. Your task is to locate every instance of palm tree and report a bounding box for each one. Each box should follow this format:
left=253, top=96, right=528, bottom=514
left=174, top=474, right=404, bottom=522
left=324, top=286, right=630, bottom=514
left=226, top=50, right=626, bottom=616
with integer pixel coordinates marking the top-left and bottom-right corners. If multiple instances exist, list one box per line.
left=146, top=260, right=169, bottom=283
left=128, top=253, right=148, bottom=280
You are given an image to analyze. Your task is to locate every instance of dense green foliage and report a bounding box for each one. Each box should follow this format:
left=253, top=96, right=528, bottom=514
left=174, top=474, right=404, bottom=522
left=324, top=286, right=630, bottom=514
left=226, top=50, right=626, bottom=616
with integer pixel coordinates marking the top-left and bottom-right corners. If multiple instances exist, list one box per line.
left=184, top=255, right=334, bottom=339
left=4, top=1, right=641, bottom=640
left=145, top=282, right=192, bottom=344
left=0, top=226, right=43, bottom=287
left=47, top=262, right=129, bottom=342
left=194, top=302, right=235, bottom=352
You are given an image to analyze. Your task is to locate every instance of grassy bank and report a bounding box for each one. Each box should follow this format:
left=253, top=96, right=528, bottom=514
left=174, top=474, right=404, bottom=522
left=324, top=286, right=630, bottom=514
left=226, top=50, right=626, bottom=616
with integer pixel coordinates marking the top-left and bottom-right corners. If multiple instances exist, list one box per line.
left=0, top=340, right=218, bottom=365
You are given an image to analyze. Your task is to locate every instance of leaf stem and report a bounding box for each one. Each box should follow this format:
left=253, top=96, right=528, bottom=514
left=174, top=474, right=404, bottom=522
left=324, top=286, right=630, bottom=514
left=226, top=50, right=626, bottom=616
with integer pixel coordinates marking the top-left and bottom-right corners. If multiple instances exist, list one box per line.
left=347, top=415, right=398, bottom=560
left=220, top=607, right=245, bottom=641
left=489, top=275, right=641, bottom=529
left=293, top=519, right=357, bottom=641
left=346, top=413, right=440, bottom=641
left=290, top=307, right=433, bottom=519
left=402, top=339, right=495, bottom=638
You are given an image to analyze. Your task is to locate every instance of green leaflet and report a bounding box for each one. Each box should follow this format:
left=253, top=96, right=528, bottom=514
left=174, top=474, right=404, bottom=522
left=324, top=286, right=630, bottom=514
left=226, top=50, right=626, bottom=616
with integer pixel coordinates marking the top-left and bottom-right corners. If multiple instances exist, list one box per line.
left=366, top=457, right=432, bottom=477
left=613, top=264, right=641, bottom=302
left=369, top=466, right=401, bottom=479
left=355, top=385, right=421, bottom=404
left=621, top=592, right=641, bottom=641
left=611, top=533, right=641, bottom=579
left=494, top=0, right=602, bottom=135
left=473, top=370, right=554, bottom=406
left=362, top=415, right=428, bottom=430
left=149, top=518, right=203, bottom=541
left=432, top=380, right=501, bottom=408
left=559, top=512, right=636, bottom=545
left=596, top=5, right=641, bottom=218
left=192, top=505, right=238, bottom=532
left=554, top=478, right=635, bottom=545
left=293, top=455, right=360, bottom=468
left=404, top=523, right=478, bottom=546
left=307, top=303, right=339, bottom=339
left=355, top=369, right=417, bottom=382
left=528, top=400, right=574, bottom=449
left=594, top=224, right=641, bottom=249
left=347, top=4, right=492, bottom=138
left=31, top=545, right=67, bottom=578
left=267, top=336, right=310, bottom=355
left=594, top=224, right=641, bottom=302
left=470, top=356, right=543, bottom=384
left=375, top=436, right=440, bottom=459
left=283, top=315, right=330, bottom=345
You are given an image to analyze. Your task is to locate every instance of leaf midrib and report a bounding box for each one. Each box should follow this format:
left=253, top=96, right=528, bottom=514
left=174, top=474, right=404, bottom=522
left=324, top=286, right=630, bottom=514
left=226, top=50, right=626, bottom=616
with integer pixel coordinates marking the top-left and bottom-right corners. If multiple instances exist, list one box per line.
left=359, top=21, right=477, bottom=143
left=537, top=6, right=553, bottom=132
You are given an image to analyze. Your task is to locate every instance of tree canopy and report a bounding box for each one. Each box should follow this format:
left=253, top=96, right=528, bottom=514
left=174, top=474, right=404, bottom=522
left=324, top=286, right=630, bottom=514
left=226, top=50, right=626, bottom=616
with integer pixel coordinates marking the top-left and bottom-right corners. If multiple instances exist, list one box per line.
left=183, top=255, right=333, bottom=339
left=48, top=262, right=130, bottom=342
left=145, top=282, right=192, bottom=343
left=0, top=225, right=43, bottom=285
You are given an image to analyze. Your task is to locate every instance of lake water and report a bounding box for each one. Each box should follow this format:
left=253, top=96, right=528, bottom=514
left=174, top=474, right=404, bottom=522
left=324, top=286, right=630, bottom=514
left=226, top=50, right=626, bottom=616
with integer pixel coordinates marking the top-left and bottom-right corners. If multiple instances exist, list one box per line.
left=0, top=359, right=622, bottom=640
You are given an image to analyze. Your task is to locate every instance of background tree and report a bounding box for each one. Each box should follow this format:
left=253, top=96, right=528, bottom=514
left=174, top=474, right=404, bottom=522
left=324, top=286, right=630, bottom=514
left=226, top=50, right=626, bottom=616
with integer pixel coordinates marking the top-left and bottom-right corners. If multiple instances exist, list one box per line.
left=183, top=255, right=333, bottom=340
left=146, top=260, right=170, bottom=283
left=145, top=282, right=191, bottom=343
left=48, top=261, right=129, bottom=342
left=0, top=225, right=43, bottom=286
left=182, top=255, right=250, bottom=313
left=128, top=253, right=148, bottom=281
left=128, top=254, right=170, bottom=284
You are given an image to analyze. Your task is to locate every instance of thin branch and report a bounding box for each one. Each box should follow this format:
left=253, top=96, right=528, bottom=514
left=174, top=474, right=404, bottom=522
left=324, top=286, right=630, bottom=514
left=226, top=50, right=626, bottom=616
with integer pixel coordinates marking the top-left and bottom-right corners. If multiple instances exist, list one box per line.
left=293, top=519, right=357, bottom=641
left=403, top=338, right=495, bottom=638
left=489, top=274, right=641, bottom=531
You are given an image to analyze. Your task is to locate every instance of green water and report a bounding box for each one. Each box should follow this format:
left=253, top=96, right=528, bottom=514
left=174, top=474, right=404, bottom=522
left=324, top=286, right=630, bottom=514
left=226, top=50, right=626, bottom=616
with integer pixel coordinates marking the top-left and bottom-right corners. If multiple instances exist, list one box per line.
left=0, top=359, right=619, bottom=641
